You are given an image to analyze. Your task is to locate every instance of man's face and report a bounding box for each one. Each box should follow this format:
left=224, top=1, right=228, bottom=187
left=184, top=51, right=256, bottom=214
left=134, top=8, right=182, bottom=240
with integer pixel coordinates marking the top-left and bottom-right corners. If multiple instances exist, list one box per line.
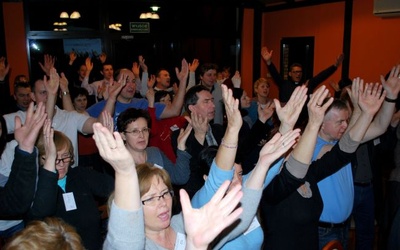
left=31, top=80, right=48, bottom=104
left=78, top=65, right=87, bottom=79
left=320, top=108, right=349, bottom=142
left=118, top=70, right=136, bottom=102
left=101, top=64, right=114, bottom=81
left=156, top=70, right=171, bottom=89
left=14, top=87, right=32, bottom=110
left=289, top=66, right=303, bottom=82
left=200, top=69, right=217, bottom=89
left=189, top=90, right=215, bottom=122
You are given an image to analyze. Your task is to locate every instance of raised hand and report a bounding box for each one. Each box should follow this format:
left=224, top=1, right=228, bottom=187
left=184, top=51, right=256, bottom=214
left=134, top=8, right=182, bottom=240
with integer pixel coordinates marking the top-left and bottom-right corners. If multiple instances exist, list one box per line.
left=346, top=77, right=363, bottom=112
left=380, top=64, right=400, bottom=99
left=258, top=101, right=275, bottom=124
left=231, top=71, right=241, bottom=88
left=42, top=119, right=56, bottom=172
left=69, top=51, right=77, bottom=64
left=334, top=53, right=344, bottom=67
left=85, top=57, right=93, bottom=72
left=261, top=46, right=273, bottom=64
left=177, top=124, right=193, bottom=151
left=43, top=68, right=60, bottom=96
left=175, top=58, right=189, bottom=82
left=307, top=85, right=333, bottom=127
left=256, top=129, right=301, bottom=169
left=138, top=55, right=148, bottom=72
left=39, top=54, right=55, bottom=76
left=0, top=57, right=10, bottom=81
left=189, top=59, right=200, bottom=73
left=146, top=87, right=155, bottom=107
left=132, top=62, right=140, bottom=77
left=108, top=74, right=127, bottom=100
left=358, top=82, right=385, bottom=116
left=274, top=85, right=308, bottom=133
left=15, top=102, right=47, bottom=153
left=221, top=84, right=242, bottom=131
left=92, top=123, right=135, bottom=175
left=100, top=110, right=114, bottom=133
left=182, top=181, right=243, bottom=250
left=59, top=72, right=69, bottom=92
left=147, top=74, right=156, bottom=88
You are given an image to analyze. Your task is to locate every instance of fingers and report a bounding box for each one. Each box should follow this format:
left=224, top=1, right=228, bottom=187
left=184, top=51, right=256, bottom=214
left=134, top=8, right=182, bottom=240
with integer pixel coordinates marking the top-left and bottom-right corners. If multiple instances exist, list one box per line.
left=179, top=188, right=192, bottom=216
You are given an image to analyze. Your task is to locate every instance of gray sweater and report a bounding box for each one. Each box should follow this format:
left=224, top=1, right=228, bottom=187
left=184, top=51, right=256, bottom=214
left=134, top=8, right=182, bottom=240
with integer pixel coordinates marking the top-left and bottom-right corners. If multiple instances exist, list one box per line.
left=103, top=186, right=262, bottom=250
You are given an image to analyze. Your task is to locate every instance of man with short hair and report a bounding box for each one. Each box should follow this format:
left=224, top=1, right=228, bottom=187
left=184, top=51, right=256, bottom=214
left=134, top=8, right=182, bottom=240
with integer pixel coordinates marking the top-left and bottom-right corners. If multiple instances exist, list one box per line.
left=261, top=46, right=344, bottom=103
left=10, top=81, right=32, bottom=113
left=172, top=84, right=225, bottom=198
left=4, top=76, right=98, bottom=168
left=81, top=59, right=114, bottom=102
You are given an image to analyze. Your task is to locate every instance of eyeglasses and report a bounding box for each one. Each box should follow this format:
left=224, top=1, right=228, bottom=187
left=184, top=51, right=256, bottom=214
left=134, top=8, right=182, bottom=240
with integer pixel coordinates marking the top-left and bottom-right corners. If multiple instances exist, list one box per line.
left=41, top=156, right=72, bottom=164
left=141, top=190, right=174, bottom=206
left=124, top=127, right=150, bottom=137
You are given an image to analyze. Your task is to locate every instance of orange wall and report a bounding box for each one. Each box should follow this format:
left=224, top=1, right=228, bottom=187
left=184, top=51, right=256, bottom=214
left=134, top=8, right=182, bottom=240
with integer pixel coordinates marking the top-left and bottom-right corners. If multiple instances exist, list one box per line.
left=260, top=0, right=400, bottom=98
left=262, top=2, right=345, bottom=98
left=350, top=0, right=400, bottom=82
left=241, top=8, right=254, bottom=97
left=3, top=2, right=28, bottom=94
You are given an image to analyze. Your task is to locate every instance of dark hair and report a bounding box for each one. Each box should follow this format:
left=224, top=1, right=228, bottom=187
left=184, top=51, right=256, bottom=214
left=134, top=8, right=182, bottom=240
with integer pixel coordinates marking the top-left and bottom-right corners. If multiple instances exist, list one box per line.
left=70, top=87, right=89, bottom=102
left=198, top=145, right=218, bottom=177
left=116, top=108, right=151, bottom=132
left=184, top=85, right=211, bottom=113
left=325, top=99, right=349, bottom=116
left=156, top=68, right=169, bottom=78
left=0, top=115, right=7, bottom=156
left=199, top=63, right=218, bottom=76
left=14, top=75, right=28, bottom=85
left=155, top=90, right=173, bottom=103
left=13, top=82, right=31, bottom=94
left=289, top=63, right=302, bottom=71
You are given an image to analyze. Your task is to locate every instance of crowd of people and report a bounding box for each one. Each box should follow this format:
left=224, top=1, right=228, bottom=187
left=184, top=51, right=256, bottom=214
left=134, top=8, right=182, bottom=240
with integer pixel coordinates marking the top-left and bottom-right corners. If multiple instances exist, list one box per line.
left=0, top=46, right=399, bottom=250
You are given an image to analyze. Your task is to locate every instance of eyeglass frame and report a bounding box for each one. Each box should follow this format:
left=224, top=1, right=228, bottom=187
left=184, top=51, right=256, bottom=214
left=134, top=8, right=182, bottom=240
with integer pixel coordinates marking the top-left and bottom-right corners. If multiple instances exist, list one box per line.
left=41, top=155, right=72, bottom=165
left=141, top=190, right=174, bottom=205
left=124, top=127, right=150, bottom=137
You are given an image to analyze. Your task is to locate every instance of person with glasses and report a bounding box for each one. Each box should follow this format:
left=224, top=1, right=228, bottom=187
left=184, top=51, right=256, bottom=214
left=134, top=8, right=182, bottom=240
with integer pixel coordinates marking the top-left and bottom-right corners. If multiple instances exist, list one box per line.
left=116, top=107, right=192, bottom=186
left=261, top=46, right=344, bottom=103
left=28, top=123, right=114, bottom=250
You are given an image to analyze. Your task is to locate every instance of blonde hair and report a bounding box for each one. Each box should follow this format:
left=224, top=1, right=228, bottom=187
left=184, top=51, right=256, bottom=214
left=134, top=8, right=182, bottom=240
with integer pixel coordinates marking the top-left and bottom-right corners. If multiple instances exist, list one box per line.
left=136, top=163, right=173, bottom=197
left=36, top=130, right=74, bottom=162
left=253, top=78, right=270, bottom=92
left=4, top=217, right=84, bottom=250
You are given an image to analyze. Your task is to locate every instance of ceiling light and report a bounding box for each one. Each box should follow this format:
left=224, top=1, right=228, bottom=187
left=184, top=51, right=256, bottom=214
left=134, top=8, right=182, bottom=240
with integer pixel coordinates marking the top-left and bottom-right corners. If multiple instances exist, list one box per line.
left=150, top=6, right=160, bottom=12
left=140, top=13, right=146, bottom=19
left=70, top=11, right=81, bottom=19
left=60, top=12, right=69, bottom=18
left=151, top=13, right=160, bottom=19
left=145, top=12, right=152, bottom=19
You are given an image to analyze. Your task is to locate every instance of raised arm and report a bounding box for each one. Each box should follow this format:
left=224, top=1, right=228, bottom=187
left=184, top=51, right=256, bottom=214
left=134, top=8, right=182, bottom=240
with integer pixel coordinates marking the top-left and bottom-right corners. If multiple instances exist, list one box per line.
left=275, top=85, right=308, bottom=134
left=44, top=68, right=60, bottom=120
left=187, top=58, right=200, bottom=90
left=160, top=58, right=189, bottom=118
left=215, top=84, right=242, bottom=170
left=362, top=65, right=400, bottom=142
left=0, top=102, right=47, bottom=216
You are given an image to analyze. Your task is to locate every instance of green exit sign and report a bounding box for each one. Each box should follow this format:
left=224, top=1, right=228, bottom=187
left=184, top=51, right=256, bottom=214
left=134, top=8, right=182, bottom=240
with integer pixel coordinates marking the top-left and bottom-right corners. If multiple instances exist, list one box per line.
left=129, top=22, right=150, bottom=33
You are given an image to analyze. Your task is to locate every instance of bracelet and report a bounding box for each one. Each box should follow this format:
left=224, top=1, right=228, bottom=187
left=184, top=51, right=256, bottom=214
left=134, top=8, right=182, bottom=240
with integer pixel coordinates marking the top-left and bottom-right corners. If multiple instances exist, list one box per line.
left=221, top=138, right=238, bottom=149
left=385, top=97, right=397, bottom=103
left=62, top=91, right=69, bottom=96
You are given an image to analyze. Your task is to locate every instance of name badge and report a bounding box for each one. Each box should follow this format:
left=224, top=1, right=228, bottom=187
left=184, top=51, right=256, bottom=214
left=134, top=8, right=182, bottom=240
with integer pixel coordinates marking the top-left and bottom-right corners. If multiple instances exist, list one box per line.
left=170, top=124, right=180, bottom=131
left=62, top=192, right=77, bottom=211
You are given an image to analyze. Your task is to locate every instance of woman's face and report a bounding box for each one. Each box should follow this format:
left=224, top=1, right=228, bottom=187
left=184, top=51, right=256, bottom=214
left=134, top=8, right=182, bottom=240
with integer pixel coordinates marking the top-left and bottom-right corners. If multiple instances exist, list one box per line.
left=255, top=81, right=270, bottom=99
left=142, top=176, right=173, bottom=232
left=240, top=91, right=251, bottom=109
left=122, top=118, right=149, bottom=152
left=55, top=147, right=72, bottom=179
left=159, top=94, right=172, bottom=106
left=200, top=69, right=217, bottom=89
left=73, top=94, right=88, bottom=113
left=228, top=163, right=243, bottom=192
